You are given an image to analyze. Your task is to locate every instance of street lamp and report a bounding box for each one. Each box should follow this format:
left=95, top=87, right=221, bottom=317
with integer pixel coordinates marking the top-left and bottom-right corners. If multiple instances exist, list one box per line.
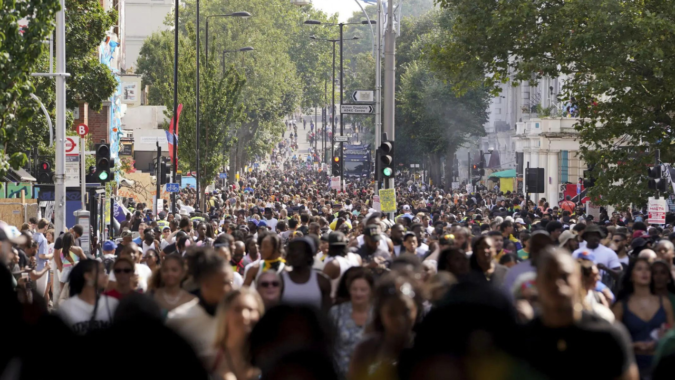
left=222, top=46, right=254, bottom=73
left=205, top=12, right=251, bottom=62
left=197, top=9, right=250, bottom=209
left=308, top=34, right=359, bottom=163
left=304, top=19, right=375, bottom=173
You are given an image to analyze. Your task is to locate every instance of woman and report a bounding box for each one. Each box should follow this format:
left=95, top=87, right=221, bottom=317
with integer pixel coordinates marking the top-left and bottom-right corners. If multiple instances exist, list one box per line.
left=652, top=260, right=675, bottom=317
left=103, top=257, right=135, bottom=300
left=143, top=249, right=160, bottom=272
left=469, top=236, right=508, bottom=286
left=437, top=247, right=469, bottom=279
left=243, top=234, right=285, bottom=287
left=58, top=259, right=118, bottom=335
left=243, top=238, right=260, bottom=267
left=578, top=260, right=614, bottom=322
left=323, top=232, right=362, bottom=300
left=349, top=273, right=421, bottom=380
left=196, top=222, right=214, bottom=247
left=56, top=232, right=86, bottom=288
left=212, top=288, right=264, bottom=380
left=152, top=254, right=196, bottom=313
left=329, top=268, right=374, bottom=379
left=45, top=229, right=56, bottom=302
left=256, top=271, right=281, bottom=310
left=612, top=257, right=675, bottom=377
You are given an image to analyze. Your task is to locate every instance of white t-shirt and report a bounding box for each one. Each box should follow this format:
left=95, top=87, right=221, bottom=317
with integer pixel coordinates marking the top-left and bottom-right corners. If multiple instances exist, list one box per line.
left=265, top=218, right=278, bottom=231
left=108, top=263, right=153, bottom=293
left=573, top=245, right=621, bottom=270
left=356, top=234, right=389, bottom=252
left=58, top=295, right=118, bottom=335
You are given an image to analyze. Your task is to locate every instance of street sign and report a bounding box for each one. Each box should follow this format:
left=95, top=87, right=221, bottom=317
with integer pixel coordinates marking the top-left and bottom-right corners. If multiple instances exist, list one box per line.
left=65, top=138, right=80, bottom=187
left=75, top=123, right=89, bottom=138
left=341, top=104, right=374, bottom=114
left=219, top=172, right=228, bottom=179
left=335, top=136, right=349, bottom=142
left=330, top=176, right=341, bottom=190
left=165, top=183, right=180, bottom=193
left=648, top=197, right=667, bottom=224
left=351, top=90, right=374, bottom=103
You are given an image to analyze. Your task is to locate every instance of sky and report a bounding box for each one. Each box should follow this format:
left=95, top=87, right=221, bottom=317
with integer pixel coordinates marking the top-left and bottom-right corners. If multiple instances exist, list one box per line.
left=312, top=0, right=363, bottom=22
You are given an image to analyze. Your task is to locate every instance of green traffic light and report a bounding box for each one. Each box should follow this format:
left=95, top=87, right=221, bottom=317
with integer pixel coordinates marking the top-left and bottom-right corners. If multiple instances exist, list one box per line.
left=98, top=171, right=109, bottom=181
left=383, top=167, right=393, bottom=177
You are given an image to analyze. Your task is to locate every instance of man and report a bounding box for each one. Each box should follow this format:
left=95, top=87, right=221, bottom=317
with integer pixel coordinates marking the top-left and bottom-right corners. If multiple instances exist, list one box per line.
left=167, top=248, right=234, bottom=368
left=546, top=221, right=564, bottom=244
left=156, top=211, right=170, bottom=231
left=281, top=237, right=332, bottom=312
left=487, top=231, right=506, bottom=261
left=263, top=207, right=278, bottom=232
left=560, top=195, right=576, bottom=214
left=281, top=218, right=299, bottom=245
left=390, top=224, right=405, bottom=257
left=572, top=224, right=622, bottom=286
left=410, top=223, right=430, bottom=257
left=655, top=240, right=675, bottom=279
left=116, top=230, right=133, bottom=256
left=231, top=241, right=246, bottom=277
left=297, top=213, right=310, bottom=235
left=500, top=220, right=523, bottom=252
left=356, top=224, right=391, bottom=264
left=160, top=226, right=172, bottom=251
left=101, top=240, right=117, bottom=272
left=612, top=233, right=629, bottom=268
left=517, top=231, right=531, bottom=260
left=401, top=232, right=419, bottom=257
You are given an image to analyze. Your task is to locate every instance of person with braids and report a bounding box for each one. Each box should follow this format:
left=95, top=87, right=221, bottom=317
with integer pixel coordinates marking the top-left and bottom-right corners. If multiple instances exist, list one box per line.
left=167, top=247, right=235, bottom=368
left=55, top=232, right=86, bottom=289
left=243, top=233, right=285, bottom=287
left=57, top=259, right=118, bottom=335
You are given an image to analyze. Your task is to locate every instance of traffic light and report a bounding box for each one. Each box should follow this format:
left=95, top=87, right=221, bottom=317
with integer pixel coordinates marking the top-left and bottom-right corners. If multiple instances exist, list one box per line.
left=332, top=155, right=342, bottom=176
left=583, top=164, right=596, bottom=188
left=648, top=165, right=667, bottom=191
left=160, top=158, right=171, bottom=185
left=478, top=151, right=486, bottom=175
left=471, top=164, right=479, bottom=176
left=37, top=160, right=53, bottom=184
left=377, top=140, right=394, bottom=179
left=85, top=165, right=97, bottom=184
left=94, top=142, right=113, bottom=183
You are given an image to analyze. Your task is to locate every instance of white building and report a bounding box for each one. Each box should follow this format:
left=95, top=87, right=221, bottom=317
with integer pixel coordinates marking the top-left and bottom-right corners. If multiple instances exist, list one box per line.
left=119, top=0, right=174, bottom=73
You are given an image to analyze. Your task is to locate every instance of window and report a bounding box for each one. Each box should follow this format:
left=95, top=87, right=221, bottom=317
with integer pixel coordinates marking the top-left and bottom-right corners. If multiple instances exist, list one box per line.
left=535, top=122, right=540, bottom=129
left=560, top=151, right=569, bottom=183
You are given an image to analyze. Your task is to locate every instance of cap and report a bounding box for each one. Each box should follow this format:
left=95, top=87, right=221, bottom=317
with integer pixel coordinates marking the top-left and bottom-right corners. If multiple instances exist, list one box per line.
left=631, top=237, right=648, bottom=250
left=363, top=225, right=382, bottom=241
left=0, top=222, right=29, bottom=245
left=257, top=221, right=268, bottom=228
left=103, top=240, right=117, bottom=251
left=515, top=218, right=526, bottom=225
left=577, top=250, right=596, bottom=262
left=403, top=205, right=411, bottom=211
left=248, top=218, right=259, bottom=227
left=121, top=230, right=133, bottom=238
left=558, top=230, right=576, bottom=248
left=158, top=211, right=166, bottom=219
left=328, top=231, right=348, bottom=246
left=162, top=226, right=171, bottom=232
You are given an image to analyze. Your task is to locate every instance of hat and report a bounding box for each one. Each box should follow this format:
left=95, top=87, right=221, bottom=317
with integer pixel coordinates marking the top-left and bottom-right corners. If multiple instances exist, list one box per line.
left=403, top=205, right=411, bottom=211
left=581, top=224, right=605, bottom=239
left=505, top=216, right=514, bottom=223
left=247, top=218, right=259, bottom=227
left=162, top=226, right=171, bottom=232
left=632, top=230, right=649, bottom=239
left=328, top=231, right=348, bottom=246
left=158, top=211, right=166, bottom=219
left=439, top=233, right=455, bottom=246
left=631, top=237, right=648, bottom=250
left=515, top=218, right=526, bottom=225
left=577, top=250, right=596, bottom=262
left=0, top=222, right=29, bottom=245
left=257, top=221, right=268, bottom=228
left=363, top=225, right=382, bottom=241
left=121, top=230, right=133, bottom=238
left=558, top=230, right=576, bottom=248
left=103, top=240, right=117, bottom=251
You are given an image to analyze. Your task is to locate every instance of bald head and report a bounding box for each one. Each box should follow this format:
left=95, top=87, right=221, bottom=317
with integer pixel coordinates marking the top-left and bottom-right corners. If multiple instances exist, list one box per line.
left=638, top=249, right=657, bottom=263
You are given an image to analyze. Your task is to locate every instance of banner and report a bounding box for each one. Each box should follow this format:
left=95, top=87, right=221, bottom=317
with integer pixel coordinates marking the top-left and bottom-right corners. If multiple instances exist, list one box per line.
left=379, top=188, right=397, bottom=213
left=648, top=197, right=667, bottom=225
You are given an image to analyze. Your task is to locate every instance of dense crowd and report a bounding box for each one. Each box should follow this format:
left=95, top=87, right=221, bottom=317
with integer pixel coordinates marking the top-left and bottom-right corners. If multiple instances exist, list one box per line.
left=4, top=142, right=675, bottom=380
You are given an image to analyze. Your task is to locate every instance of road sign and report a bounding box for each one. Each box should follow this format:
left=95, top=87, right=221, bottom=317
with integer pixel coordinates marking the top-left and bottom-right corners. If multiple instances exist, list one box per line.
left=65, top=138, right=80, bottom=187
left=65, top=137, right=78, bottom=154
left=330, top=176, right=341, bottom=190
left=351, top=90, right=374, bottom=103
left=75, top=123, right=89, bottom=138
left=219, top=173, right=227, bottom=179
left=341, top=104, right=374, bottom=114
left=165, top=183, right=180, bottom=193
left=335, top=135, right=349, bottom=142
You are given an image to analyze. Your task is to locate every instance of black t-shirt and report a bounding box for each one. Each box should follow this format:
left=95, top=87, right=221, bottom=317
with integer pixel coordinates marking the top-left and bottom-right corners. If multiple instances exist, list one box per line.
left=521, top=312, right=634, bottom=380
left=115, top=243, right=126, bottom=257
left=54, top=235, right=63, bottom=250
left=17, top=249, right=29, bottom=269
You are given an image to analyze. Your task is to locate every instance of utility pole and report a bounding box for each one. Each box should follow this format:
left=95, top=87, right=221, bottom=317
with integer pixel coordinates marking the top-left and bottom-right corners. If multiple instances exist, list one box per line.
left=339, top=23, right=345, bottom=188
left=383, top=0, right=396, bottom=190
left=54, top=0, right=68, bottom=235
left=195, top=0, right=201, bottom=211
left=172, top=0, right=179, bottom=214
left=374, top=0, right=382, bottom=195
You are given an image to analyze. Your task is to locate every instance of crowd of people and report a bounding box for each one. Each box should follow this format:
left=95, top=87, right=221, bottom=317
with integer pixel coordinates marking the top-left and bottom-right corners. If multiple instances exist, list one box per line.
left=4, top=128, right=675, bottom=380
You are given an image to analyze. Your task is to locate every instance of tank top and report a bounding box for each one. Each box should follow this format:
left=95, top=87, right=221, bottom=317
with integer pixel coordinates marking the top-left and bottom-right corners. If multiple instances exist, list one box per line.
left=622, top=295, right=667, bottom=373
left=61, top=249, right=79, bottom=268
left=325, top=254, right=359, bottom=298
left=280, top=271, right=322, bottom=309
left=142, top=241, right=157, bottom=256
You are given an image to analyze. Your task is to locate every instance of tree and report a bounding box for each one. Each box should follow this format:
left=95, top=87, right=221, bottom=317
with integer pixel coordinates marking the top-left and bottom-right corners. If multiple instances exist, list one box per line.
left=7, top=0, right=117, bottom=167
left=137, top=25, right=245, bottom=204
left=0, top=0, right=60, bottom=176
left=430, top=0, right=675, bottom=207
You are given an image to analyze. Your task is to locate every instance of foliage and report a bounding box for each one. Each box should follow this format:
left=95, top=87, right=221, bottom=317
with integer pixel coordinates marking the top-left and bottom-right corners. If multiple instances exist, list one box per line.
left=0, top=0, right=60, bottom=176
left=120, top=157, right=137, bottom=174
left=430, top=0, right=675, bottom=206
left=137, top=24, right=245, bottom=194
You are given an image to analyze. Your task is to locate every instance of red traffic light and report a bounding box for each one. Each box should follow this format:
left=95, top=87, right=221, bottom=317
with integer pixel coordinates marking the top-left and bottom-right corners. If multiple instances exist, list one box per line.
left=41, top=162, right=50, bottom=170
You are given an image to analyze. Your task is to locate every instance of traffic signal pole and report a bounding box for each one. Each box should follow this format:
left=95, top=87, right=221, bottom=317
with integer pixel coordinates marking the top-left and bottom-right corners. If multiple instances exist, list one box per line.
left=383, top=0, right=396, bottom=192
left=157, top=142, right=161, bottom=214
left=54, top=0, right=67, bottom=235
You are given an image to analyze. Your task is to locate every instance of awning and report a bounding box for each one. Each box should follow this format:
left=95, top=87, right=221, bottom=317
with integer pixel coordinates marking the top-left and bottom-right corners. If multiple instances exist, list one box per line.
left=488, top=169, right=517, bottom=178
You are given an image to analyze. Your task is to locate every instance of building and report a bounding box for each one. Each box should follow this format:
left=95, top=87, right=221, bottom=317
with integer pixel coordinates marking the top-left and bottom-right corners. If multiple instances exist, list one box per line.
left=119, top=0, right=174, bottom=73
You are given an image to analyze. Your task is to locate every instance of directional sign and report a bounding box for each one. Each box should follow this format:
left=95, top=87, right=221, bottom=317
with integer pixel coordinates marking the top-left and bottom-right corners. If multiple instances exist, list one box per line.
left=335, top=136, right=349, bottom=142
left=341, top=104, right=373, bottom=114
left=351, top=90, right=374, bottom=103
left=165, top=183, right=180, bottom=193
left=219, top=172, right=228, bottom=179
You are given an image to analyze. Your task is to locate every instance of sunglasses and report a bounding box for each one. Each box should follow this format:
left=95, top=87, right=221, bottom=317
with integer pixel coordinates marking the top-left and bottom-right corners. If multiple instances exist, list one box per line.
left=259, top=281, right=280, bottom=288
left=114, top=268, right=133, bottom=274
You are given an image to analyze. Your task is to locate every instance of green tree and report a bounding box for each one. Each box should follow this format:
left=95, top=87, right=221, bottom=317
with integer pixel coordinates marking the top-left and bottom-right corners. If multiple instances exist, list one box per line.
left=429, top=0, right=675, bottom=207
left=136, top=25, right=245, bottom=205
left=0, top=0, right=60, bottom=176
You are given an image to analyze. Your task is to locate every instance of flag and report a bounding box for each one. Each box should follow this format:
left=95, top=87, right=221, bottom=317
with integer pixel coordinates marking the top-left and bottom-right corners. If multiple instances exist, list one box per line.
left=113, top=200, right=131, bottom=223
left=166, top=104, right=183, bottom=165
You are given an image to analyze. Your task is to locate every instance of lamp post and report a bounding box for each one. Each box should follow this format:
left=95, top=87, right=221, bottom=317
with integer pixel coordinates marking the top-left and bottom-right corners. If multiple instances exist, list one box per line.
left=305, top=20, right=376, bottom=182
left=221, top=46, right=254, bottom=73
left=197, top=9, right=250, bottom=210
left=205, top=12, right=251, bottom=62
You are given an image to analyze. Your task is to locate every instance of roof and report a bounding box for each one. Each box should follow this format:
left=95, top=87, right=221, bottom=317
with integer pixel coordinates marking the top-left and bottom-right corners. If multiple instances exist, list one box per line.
left=1, top=156, right=36, bottom=182
left=488, top=169, right=517, bottom=178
